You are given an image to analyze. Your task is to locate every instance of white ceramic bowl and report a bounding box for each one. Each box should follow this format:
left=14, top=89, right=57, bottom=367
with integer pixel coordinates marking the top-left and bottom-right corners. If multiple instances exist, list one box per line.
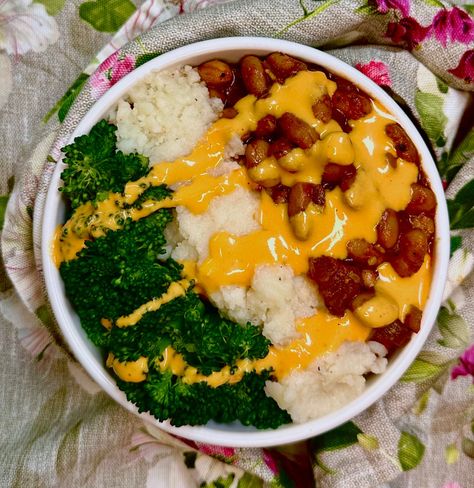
left=41, top=37, right=450, bottom=447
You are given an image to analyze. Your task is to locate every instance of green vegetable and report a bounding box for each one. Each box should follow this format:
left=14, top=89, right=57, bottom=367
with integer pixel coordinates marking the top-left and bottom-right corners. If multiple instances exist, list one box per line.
left=60, top=120, right=149, bottom=209
left=110, top=290, right=270, bottom=373
left=60, top=210, right=178, bottom=348
left=119, top=369, right=291, bottom=429
left=59, top=119, right=290, bottom=429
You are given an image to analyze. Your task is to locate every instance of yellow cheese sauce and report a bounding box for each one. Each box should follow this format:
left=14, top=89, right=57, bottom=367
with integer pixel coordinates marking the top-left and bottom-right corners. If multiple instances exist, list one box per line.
left=54, top=68, right=433, bottom=387
left=106, top=353, right=148, bottom=383
left=116, top=279, right=190, bottom=328
left=153, top=309, right=369, bottom=386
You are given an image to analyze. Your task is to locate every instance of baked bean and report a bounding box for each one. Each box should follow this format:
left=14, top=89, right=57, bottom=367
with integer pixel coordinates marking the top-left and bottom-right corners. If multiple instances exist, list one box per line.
left=269, top=138, right=293, bottom=159
left=198, top=60, right=234, bottom=87
left=222, top=107, right=238, bottom=119
left=346, top=239, right=384, bottom=268
left=392, top=229, right=428, bottom=277
left=377, top=209, right=399, bottom=249
left=240, top=55, right=268, bottom=98
left=332, top=85, right=372, bottom=120
left=265, top=52, right=307, bottom=83
left=287, top=182, right=313, bottom=217
left=385, top=123, right=420, bottom=165
left=351, top=290, right=376, bottom=310
left=404, top=306, right=422, bottom=333
left=278, top=112, right=319, bottom=149
left=268, top=184, right=291, bottom=204
left=406, top=183, right=436, bottom=215
left=370, top=320, right=412, bottom=354
left=409, top=214, right=435, bottom=236
left=244, top=139, right=269, bottom=168
left=224, top=67, right=247, bottom=107
left=287, top=182, right=325, bottom=217
left=308, top=256, right=363, bottom=316
left=255, top=114, right=277, bottom=138
left=361, top=269, right=378, bottom=288
left=321, top=163, right=357, bottom=191
left=247, top=159, right=280, bottom=188
left=288, top=183, right=324, bottom=239
left=277, top=148, right=306, bottom=172
left=312, top=94, right=332, bottom=123
left=400, top=229, right=428, bottom=264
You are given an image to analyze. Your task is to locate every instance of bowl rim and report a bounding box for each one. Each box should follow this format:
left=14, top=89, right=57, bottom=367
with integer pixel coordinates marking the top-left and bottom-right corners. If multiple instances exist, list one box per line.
left=41, top=36, right=450, bottom=448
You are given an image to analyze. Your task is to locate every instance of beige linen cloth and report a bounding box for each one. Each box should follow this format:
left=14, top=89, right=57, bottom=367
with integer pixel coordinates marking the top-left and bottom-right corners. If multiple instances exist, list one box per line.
left=1, top=1, right=473, bottom=487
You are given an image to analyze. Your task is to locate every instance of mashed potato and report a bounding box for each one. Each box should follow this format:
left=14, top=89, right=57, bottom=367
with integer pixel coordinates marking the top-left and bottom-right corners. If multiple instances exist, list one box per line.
left=211, top=265, right=319, bottom=345
left=265, top=341, right=387, bottom=422
left=110, top=65, right=223, bottom=164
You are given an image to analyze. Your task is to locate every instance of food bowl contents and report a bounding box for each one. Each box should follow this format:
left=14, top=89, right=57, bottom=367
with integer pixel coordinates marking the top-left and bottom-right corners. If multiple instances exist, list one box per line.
left=53, top=52, right=436, bottom=428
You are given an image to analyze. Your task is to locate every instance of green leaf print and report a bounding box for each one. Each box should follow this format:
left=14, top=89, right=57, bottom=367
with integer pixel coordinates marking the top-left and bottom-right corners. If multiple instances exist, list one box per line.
left=276, top=0, right=339, bottom=36
left=135, top=52, right=162, bottom=69
left=437, top=307, right=470, bottom=349
left=445, top=128, right=474, bottom=182
left=422, top=0, right=445, bottom=8
left=414, top=92, right=447, bottom=146
left=79, top=0, right=136, bottom=33
left=236, top=473, right=263, bottom=488
left=413, top=390, right=431, bottom=415
left=450, top=236, right=462, bottom=257
left=461, top=437, right=474, bottom=459
left=401, top=351, right=449, bottom=383
left=44, top=73, right=89, bottom=123
left=444, top=443, right=460, bottom=464
left=34, top=0, right=65, bottom=15
left=202, top=473, right=236, bottom=488
left=0, top=194, right=9, bottom=231
left=355, top=3, right=380, bottom=15
left=397, top=432, right=425, bottom=471
left=463, top=5, right=474, bottom=15
left=311, top=421, right=362, bottom=473
left=447, top=180, right=474, bottom=230
left=436, top=76, right=448, bottom=94
left=357, top=433, right=379, bottom=451
left=183, top=451, right=197, bottom=468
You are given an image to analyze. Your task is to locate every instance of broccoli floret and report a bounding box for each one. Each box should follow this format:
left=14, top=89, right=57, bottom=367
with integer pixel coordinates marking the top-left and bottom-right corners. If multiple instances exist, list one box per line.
left=118, top=369, right=291, bottom=429
left=60, top=120, right=149, bottom=208
left=109, top=291, right=269, bottom=371
left=60, top=209, right=178, bottom=348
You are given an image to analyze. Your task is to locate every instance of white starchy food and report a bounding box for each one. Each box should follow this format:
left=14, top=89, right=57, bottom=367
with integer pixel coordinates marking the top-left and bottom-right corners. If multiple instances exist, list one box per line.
left=110, top=65, right=223, bottom=164
left=211, top=265, right=319, bottom=345
left=170, top=188, right=261, bottom=262
left=264, top=341, right=388, bottom=423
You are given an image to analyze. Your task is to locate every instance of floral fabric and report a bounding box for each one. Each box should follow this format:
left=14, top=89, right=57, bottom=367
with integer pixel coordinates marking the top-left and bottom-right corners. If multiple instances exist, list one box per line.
left=1, top=1, right=473, bottom=487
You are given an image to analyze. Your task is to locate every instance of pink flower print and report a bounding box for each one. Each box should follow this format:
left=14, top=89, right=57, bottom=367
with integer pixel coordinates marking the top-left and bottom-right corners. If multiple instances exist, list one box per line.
left=90, top=51, right=135, bottom=99
left=442, top=483, right=462, bottom=488
left=451, top=344, right=474, bottom=382
left=374, top=0, right=410, bottom=17
left=197, top=442, right=236, bottom=462
left=432, top=7, right=474, bottom=47
left=355, top=60, right=392, bottom=87
left=448, top=50, right=474, bottom=83
left=263, top=449, right=279, bottom=475
left=386, top=17, right=432, bottom=50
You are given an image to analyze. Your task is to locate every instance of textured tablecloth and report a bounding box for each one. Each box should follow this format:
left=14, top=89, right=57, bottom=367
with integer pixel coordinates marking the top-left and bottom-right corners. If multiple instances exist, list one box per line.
left=1, top=1, right=473, bottom=487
